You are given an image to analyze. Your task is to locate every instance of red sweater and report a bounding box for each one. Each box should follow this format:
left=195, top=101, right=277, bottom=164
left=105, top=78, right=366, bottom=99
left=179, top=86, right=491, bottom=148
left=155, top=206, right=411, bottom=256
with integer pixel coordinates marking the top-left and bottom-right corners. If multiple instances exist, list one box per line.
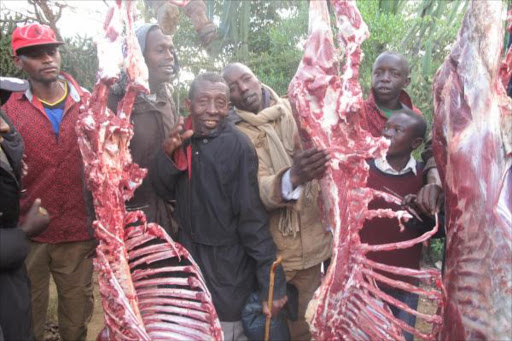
left=2, top=73, right=91, bottom=243
left=359, top=159, right=425, bottom=285
left=362, top=89, right=422, bottom=137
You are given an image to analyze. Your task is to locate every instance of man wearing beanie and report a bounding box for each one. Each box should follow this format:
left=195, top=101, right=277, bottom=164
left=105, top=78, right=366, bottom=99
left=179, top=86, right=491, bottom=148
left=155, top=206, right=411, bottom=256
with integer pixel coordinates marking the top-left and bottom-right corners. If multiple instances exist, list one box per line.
left=107, top=23, right=179, bottom=238
left=2, top=23, right=95, bottom=341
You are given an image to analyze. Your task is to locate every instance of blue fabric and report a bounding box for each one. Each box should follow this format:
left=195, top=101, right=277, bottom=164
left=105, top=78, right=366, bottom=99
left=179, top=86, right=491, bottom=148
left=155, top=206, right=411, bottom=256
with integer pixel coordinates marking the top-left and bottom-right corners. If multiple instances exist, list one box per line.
left=43, top=101, right=65, bottom=135
left=381, top=286, right=419, bottom=341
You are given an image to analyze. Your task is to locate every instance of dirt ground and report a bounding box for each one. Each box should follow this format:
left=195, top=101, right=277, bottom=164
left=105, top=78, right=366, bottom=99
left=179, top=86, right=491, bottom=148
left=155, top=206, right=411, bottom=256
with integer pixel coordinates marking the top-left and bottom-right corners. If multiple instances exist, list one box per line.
left=415, top=292, right=439, bottom=340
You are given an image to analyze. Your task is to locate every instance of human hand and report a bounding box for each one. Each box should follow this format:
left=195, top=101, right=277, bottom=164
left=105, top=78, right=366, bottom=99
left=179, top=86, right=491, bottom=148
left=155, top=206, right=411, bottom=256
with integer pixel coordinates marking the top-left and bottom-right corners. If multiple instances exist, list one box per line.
left=20, top=198, right=50, bottom=238
left=262, top=296, right=288, bottom=318
left=416, top=183, right=444, bottom=215
left=290, top=147, right=330, bottom=187
left=162, top=117, right=194, bottom=157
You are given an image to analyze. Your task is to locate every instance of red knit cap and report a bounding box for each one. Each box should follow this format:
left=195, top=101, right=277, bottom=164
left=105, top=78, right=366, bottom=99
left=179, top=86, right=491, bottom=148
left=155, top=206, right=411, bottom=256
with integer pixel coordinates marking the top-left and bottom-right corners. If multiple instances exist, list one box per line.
left=11, top=23, right=64, bottom=56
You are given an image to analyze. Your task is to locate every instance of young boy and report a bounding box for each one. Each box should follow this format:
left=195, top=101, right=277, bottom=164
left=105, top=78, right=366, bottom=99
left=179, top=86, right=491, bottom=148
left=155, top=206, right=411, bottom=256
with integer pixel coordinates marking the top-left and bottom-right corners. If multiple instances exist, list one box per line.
left=359, top=109, right=442, bottom=341
left=363, top=51, right=422, bottom=137
left=363, top=51, right=443, bottom=217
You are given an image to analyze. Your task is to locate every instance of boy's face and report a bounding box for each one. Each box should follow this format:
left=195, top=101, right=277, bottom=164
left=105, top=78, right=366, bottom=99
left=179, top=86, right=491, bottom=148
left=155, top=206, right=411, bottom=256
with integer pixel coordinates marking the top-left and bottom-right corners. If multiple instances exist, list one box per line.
left=382, top=113, right=422, bottom=157
left=371, top=54, right=410, bottom=104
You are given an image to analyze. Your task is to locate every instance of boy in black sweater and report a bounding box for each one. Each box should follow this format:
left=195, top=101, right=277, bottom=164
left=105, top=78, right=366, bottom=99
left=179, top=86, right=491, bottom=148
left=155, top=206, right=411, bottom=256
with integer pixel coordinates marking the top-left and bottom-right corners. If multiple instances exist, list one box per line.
left=360, top=109, right=442, bottom=341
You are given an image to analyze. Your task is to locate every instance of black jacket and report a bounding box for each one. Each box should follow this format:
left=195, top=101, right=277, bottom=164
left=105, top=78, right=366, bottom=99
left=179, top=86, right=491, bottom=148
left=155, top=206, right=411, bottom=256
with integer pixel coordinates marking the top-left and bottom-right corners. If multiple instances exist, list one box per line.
left=0, top=109, right=32, bottom=341
left=150, top=121, right=286, bottom=321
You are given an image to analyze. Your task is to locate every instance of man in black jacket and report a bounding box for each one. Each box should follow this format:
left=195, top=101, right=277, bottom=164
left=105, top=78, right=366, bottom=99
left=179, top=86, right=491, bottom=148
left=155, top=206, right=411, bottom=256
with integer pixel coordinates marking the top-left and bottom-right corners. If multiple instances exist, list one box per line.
left=151, top=72, right=287, bottom=340
left=0, top=81, right=49, bottom=341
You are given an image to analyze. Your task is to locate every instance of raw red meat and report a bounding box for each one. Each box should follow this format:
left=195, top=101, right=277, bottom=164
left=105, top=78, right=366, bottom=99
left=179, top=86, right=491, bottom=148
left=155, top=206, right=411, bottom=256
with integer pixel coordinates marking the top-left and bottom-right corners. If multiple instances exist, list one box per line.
left=144, top=0, right=216, bottom=46
left=288, top=0, right=444, bottom=340
left=432, top=1, right=512, bottom=339
left=76, top=1, right=222, bottom=340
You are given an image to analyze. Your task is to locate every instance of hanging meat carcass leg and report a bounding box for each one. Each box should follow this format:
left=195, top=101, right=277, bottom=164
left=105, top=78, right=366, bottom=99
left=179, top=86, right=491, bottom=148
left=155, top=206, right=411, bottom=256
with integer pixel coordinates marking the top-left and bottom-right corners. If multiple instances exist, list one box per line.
left=144, top=0, right=216, bottom=46
left=288, top=0, right=445, bottom=340
left=76, top=1, right=223, bottom=340
left=433, top=1, right=512, bottom=339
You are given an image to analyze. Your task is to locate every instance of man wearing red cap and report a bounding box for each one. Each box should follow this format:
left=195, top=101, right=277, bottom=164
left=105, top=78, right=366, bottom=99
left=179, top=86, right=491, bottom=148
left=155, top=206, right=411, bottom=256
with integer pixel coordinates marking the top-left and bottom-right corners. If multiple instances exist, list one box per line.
left=2, top=23, right=95, bottom=341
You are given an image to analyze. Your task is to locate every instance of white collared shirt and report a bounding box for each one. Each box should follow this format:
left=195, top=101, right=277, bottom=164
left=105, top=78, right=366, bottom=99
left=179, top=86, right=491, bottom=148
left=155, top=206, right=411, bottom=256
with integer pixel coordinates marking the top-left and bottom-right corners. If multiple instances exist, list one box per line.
left=374, top=155, right=417, bottom=176
left=281, top=169, right=303, bottom=200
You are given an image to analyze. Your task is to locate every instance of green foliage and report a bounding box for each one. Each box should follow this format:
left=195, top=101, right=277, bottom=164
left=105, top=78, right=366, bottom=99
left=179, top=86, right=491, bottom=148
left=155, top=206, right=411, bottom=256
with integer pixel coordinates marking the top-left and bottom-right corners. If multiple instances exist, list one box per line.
left=60, top=35, right=98, bottom=90
left=425, top=238, right=445, bottom=265
left=358, top=0, right=409, bottom=94
left=0, top=15, right=27, bottom=79
left=248, top=3, right=308, bottom=95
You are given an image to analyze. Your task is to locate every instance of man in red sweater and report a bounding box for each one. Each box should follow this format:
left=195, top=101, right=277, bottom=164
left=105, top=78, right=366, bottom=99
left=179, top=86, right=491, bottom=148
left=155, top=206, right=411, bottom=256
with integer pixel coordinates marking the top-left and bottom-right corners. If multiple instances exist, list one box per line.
left=360, top=109, right=442, bottom=341
left=2, top=24, right=95, bottom=341
left=363, top=51, right=443, bottom=217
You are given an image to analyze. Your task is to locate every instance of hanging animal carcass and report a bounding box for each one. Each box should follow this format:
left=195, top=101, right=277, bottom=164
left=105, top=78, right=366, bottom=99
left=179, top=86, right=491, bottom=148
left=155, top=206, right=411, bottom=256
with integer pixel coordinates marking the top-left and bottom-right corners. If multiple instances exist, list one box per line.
left=288, top=0, right=444, bottom=340
left=432, top=1, right=512, bottom=339
left=76, top=1, right=223, bottom=340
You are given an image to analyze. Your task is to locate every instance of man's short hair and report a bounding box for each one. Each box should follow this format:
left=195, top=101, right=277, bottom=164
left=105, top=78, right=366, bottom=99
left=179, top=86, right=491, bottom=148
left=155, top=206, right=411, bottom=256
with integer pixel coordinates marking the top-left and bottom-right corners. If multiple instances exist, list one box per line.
left=188, top=72, right=229, bottom=100
left=374, top=51, right=410, bottom=76
left=221, top=62, right=258, bottom=82
left=393, top=108, right=426, bottom=139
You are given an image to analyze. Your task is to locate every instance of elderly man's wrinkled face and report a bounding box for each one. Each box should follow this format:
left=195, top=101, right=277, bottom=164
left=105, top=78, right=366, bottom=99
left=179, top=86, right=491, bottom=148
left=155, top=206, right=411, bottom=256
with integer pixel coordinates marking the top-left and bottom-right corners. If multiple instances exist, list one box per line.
left=223, top=64, right=263, bottom=114
left=144, top=28, right=175, bottom=86
left=186, top=80, right=229, bottom=137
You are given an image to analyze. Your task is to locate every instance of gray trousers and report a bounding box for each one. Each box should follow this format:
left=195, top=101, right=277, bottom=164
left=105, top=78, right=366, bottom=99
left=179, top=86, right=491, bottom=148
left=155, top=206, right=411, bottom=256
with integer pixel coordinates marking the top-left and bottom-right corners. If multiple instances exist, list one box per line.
left=221, top=321, right=249, bottom=341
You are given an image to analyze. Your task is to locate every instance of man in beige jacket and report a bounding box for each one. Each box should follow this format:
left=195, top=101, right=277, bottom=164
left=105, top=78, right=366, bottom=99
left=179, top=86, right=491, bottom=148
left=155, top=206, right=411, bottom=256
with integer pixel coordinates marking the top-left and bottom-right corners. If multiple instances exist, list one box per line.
left=223, top=63, right=332, bottom=340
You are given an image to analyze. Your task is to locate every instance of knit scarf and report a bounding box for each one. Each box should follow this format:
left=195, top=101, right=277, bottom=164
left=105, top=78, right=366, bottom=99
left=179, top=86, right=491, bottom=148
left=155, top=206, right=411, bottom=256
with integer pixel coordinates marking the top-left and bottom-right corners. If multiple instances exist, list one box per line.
left=234, top=85, right=300, bottom=236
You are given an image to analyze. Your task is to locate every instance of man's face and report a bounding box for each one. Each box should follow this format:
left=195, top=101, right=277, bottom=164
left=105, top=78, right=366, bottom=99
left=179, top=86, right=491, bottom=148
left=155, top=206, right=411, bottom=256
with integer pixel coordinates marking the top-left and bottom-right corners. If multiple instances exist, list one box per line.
left=382, top=113, right=421, bottom=157
left=186, top=80, right=229, bottom=137
left=14, top=45, right=61, bottom=84
left=0, top=115, right=10, bottom=144
left=371, top=54, right=410, bottom=104
left=144, top=28, right=175, bottom=86
left=223, top=64, right=263, bottom=114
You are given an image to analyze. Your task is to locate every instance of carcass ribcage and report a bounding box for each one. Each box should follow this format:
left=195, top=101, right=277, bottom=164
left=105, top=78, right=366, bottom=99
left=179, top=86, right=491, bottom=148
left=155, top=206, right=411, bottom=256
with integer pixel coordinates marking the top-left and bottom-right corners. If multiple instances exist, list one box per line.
left=288, top=1, right=444, bottom=340
left=76, top=2, right=222, bottom=340
left=433, top=1, right=512, bottom=340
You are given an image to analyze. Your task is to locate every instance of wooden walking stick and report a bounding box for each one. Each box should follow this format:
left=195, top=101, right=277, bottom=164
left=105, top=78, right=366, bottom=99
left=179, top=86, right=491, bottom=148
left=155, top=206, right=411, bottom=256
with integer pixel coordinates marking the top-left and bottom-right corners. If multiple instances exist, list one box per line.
left=264, top=256, right=283, bottom=341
